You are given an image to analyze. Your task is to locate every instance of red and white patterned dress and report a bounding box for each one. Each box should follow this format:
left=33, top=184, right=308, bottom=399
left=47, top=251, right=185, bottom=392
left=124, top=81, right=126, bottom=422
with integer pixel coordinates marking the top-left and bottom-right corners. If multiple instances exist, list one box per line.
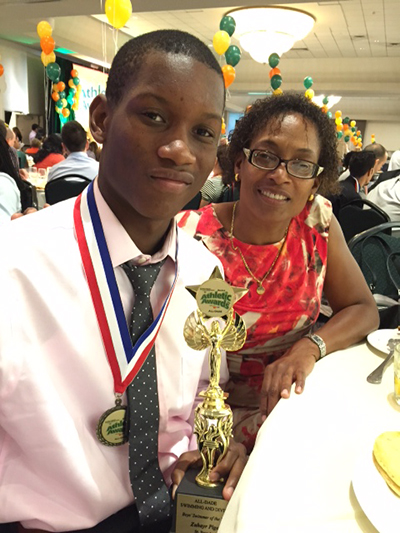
left=178, top=195, right=332, bottom=452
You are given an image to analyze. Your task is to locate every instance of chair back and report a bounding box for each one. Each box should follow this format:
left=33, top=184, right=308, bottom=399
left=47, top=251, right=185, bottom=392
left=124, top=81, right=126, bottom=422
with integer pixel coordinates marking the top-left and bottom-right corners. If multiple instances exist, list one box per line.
left=337, top=198, right=390, bottom=242
left=45, top=175, right=91, bottom=205
left=348, top=222, right=400, bottom=299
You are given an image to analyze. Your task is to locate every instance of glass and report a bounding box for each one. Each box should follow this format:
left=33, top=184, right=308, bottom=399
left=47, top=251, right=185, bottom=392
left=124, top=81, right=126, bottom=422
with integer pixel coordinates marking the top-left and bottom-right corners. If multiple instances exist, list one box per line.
left=394, top=344, right=400, bottom=405
left=243, top=147, right=324, bottom=179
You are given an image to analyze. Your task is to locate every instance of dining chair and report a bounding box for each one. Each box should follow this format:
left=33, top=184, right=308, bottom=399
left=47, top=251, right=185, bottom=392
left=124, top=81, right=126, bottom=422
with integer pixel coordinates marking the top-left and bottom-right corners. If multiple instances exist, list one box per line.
left=45, top=175, right=91, bottom=205
left=337, top=198, right=390, bottom=243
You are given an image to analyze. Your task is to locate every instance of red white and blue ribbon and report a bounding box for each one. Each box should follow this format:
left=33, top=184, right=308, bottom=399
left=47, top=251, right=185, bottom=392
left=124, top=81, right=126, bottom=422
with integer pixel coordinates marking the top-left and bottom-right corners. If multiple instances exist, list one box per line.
left=74, top=182, right=178, bottom=394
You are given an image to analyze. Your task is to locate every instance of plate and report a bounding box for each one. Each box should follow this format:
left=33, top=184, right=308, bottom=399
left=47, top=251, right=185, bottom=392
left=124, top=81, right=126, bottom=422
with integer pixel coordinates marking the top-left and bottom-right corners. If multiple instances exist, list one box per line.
left=352, top=450, right=400, bottom=533
left=367, top=329, right=400, bottom=355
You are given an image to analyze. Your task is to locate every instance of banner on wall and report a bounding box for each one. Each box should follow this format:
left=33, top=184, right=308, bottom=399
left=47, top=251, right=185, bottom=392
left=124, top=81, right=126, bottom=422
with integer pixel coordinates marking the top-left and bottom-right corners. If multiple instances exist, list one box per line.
left=72, top=63, right=108, bottom=131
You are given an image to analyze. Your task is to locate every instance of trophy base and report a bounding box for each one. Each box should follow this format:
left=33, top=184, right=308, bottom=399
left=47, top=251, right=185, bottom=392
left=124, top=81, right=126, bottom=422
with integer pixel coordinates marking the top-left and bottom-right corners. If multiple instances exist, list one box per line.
left=171, top=468, right=228, bottom=533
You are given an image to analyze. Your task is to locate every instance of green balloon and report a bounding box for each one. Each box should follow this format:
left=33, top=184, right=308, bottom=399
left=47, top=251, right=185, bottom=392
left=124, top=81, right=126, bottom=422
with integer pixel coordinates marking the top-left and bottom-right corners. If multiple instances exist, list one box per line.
left=270, top=74, right=282, bottom=90
left=55, top=99, right=63, bottom=109
left=351, top=126, right=356, bottom=132
left=73, top=77, right=80, bottom=86
left=327, top=111, right=332, bottom=119
left=344, top=135, right=350, bottom=142
left=220, top=16, right=236, bottom=37
left=225, top=45, right=241, bottom=67
left=58, top=91, right=66, bottom=100
left=268, top=53, right=280, bottom=68
left=322, top=96, right=329, bottom=105
left=343, top=116, right=350, bottom=124
left=303, top=76, right=313, bottom=89
left=337, top=131, right=343, bottom=139
left=46, top=62, right=61, bottom=82
left=69, top=87, right=76, bottom=95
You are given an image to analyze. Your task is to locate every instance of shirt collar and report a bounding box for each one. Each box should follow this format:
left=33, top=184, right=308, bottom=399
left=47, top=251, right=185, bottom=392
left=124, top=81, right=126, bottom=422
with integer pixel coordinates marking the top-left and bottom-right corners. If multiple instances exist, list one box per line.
left=93, top=179, right=177, bottom=268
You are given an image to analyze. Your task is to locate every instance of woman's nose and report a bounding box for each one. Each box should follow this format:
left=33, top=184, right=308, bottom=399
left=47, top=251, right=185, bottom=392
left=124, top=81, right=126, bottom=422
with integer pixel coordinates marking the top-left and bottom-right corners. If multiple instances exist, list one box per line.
left=267, top=161, right=291, bottom=183
left=158, top=138, right=196, bottom=167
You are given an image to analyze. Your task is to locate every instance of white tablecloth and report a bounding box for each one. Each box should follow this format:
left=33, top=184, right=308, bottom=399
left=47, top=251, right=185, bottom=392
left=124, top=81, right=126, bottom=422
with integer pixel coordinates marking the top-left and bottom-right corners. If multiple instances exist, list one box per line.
left=219, top=340, right=400, bottom=533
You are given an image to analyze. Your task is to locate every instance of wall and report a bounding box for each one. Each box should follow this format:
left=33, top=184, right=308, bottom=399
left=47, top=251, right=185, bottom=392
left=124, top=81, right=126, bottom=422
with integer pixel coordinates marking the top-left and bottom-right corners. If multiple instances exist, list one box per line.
left=364, top=122, right=400, bottom=154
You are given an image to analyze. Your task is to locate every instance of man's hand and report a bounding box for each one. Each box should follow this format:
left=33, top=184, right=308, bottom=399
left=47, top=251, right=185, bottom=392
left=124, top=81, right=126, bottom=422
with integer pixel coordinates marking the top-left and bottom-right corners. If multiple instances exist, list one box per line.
left=11, top=204, right=50, bottom=220
left=171, top=440, right=247, bottom=501
left=260, top=338, right=319, bottom=419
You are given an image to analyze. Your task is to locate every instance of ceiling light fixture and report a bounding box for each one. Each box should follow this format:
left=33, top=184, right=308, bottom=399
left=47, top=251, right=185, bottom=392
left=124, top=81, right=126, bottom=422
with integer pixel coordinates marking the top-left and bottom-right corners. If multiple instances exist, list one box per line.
left=225, top=6, right=316, bottom=64
left=312, top=94, right=342, bottom=109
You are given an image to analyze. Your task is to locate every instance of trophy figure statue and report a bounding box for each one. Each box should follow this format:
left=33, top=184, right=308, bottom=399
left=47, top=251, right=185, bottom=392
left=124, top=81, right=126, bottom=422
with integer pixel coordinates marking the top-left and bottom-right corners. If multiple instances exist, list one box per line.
left=184, top=267, right=247, bottom=488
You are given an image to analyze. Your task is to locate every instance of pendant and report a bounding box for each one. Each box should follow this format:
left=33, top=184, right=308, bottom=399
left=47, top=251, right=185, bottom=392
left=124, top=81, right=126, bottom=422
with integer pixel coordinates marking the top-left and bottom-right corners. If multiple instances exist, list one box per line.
left=97, top=397, right=128, bottom=446
left=256, top=285, right=265, bottom=295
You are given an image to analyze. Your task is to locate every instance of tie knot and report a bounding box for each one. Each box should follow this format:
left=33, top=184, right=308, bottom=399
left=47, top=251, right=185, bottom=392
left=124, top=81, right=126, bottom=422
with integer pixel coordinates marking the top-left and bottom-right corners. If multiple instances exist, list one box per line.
left=122, top=259, right=166, bottom=298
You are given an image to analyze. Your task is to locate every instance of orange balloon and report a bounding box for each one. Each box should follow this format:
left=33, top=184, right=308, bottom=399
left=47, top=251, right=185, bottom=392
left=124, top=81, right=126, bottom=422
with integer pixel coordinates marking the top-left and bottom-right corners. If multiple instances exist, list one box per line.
left=269, top=67, right=281, bottom=79
left=221, top=65, right=235, bottom=88
left=356, top=130, right=361, bottom=136
left=40, top=36, right=55, bottom=55
left=57, top=81, right=65, bottom=92
left=321, top=105, right=328, bottom=113
left=336, top=123, right=343, bottom=132
left=71, top=69, right=78, bottom=78
left=51, top=91, right=60, bottom=102
left=62, top=108, right=70, bottom=118
left=0, top=64, right=4, bottom=77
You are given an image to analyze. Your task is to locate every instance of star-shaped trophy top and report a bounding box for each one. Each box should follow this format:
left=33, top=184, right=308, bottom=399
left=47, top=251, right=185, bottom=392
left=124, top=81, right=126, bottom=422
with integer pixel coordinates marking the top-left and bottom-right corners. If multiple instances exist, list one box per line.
left=186, top=266, right=248, bottom=318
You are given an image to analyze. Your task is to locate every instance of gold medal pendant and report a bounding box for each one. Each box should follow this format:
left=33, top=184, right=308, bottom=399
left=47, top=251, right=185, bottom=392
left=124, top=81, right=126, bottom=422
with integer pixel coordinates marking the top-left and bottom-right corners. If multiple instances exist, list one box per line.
left=97, top=397, right=128, bottom=446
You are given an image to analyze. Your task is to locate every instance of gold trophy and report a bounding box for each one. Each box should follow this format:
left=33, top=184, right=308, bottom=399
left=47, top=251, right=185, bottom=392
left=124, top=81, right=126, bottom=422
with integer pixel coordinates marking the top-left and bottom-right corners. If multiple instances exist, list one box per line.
left=173, top=267, right=247, bottom=533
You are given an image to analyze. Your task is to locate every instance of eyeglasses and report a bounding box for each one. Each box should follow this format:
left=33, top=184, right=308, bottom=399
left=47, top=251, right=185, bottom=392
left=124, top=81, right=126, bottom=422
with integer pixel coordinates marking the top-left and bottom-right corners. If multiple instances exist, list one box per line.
left=243, top=148, right=324, bottom=179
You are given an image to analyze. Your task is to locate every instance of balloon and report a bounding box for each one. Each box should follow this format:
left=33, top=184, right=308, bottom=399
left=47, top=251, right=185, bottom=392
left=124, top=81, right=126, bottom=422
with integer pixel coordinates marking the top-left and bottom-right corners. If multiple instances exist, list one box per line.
left=343, top=116, right=350, bottom=124
left=73, top=77, right=80, bottom=86
left=0, top=64, right=3, bottom=77
left=351, top=126, right=356, bottom=132
left=68, top=79, right=75, bottom=88
left=335, top=110, right=342, bottom=119
left=270, top=74, right=282, bottom=90
left=55, top=99, right=63, bottom=109
left=56, top=81, right=65, bottom=92
left=337, top=131, right=343, bottom=139
left=356, top=130, right=361, bottom=136
left=321, top=105, right=328, bottom=114
left=350, top=120, right=356, bottom=127
left=51, top=91, right=60, bottom=102
left=37, top=21, right=52, bottom=39
left=221, top=64, right=235, bottom=88
left=67, top=95, right=74, bottom=105
left=58, top=91, right=66, bottom=99
left=225, top=45, right=241, bottom=67
left=70, top=69, right=78, bottom=78
left=273, top=88, right=283, bottom=96
left=55, top=106, right=62, bottom=114
left=69, top=87, right=76, bottom=95
left=105, top=0, right=133, bottom=29
left=62, top=108, right=70, bottom=118
left=40, top=36, right=55, bottom=55
left=268, top=53, right=280, bottom=68
left=304, top=88, right=314, bottom=99
left=322, top=96, right=329, bottom=105
left=61, top=98, right=67, bottom=108
left=46, top=62, right=61, bottom=81
left=303, top=76, right=313, bottom=89
left=219, top=15, right=236, bottom=37
left=269, top=67, right=281, bottom=79
left=221, top=121, right=226, bottom=135
left=335, top=117, right=342, bottom=126
left=327, top=111, right=332, bottom=119
left=72, top=103, right=79, bottom=111
left=344, top=135, right=350, bottom=142
left=41, top=51, right=55, bottom=66
left=213, top=30, right=230, bottom=55
left=336, top=123, right=343, bottom=132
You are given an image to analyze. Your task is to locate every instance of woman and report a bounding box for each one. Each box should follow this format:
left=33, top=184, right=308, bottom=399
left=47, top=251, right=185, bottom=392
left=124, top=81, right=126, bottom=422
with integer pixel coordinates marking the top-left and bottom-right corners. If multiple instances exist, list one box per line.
left=0, top=135, right=29, bottom=222
left=179, top=93, right=379, bottom=452
left=33, top=133, right=64, bottom=170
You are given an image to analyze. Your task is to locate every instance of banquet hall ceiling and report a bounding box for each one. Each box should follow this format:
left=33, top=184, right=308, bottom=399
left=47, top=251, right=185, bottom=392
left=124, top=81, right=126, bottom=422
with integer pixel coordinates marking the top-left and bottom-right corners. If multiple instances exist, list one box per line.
left=0, top=0, right=399, bottom=121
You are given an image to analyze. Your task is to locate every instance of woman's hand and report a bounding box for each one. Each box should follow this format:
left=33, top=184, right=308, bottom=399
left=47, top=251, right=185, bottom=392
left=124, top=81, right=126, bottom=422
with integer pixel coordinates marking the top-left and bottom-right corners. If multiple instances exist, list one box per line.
left=260, top=337, right=319, bottom=419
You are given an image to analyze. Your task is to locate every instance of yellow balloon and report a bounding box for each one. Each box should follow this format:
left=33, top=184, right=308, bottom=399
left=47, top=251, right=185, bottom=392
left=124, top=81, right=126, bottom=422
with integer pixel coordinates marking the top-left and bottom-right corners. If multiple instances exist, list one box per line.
left=41, top=51, right=56, bottom=67
left=37, top=21, right=52, bottom=39
left=335, top=117, right=342, bottom=126
left=304, top=89, right=314, bottom=100
left=105, top=0, right=132, bottom=29
left=350, top=120, right=356, bottom=127
left=273, top=88, right=283, bottom=96
left=213, top=30, right=230, bottom=55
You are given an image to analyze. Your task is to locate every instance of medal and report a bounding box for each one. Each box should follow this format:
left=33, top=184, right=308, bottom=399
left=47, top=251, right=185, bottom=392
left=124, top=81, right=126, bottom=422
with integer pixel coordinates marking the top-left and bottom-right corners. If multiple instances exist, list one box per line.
left=97, top=396, right=128, bottom=446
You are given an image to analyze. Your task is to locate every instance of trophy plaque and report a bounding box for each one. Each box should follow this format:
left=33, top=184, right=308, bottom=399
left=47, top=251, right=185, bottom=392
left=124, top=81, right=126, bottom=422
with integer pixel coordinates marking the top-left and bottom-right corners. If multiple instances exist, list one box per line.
left=172, top=267, right=247, bottom=533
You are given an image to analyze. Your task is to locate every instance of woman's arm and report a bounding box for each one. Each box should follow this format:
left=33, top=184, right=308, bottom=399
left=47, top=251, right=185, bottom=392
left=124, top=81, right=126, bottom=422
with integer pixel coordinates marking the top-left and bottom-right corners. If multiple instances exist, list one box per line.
left=260, top=215, right=379, bottom=417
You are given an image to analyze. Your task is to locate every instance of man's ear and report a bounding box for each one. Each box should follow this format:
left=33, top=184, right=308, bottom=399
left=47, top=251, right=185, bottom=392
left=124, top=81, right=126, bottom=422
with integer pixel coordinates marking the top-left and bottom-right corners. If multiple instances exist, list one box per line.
left=89, top=94, right=109, bottom=145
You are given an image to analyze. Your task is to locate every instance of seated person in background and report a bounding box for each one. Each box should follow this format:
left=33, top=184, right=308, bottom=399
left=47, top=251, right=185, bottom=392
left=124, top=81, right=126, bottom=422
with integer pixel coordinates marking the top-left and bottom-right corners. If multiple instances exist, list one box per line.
left=339, top=143, right=387, bottom=184
left=3, top=125, right=20, bottom=175
left=25, top=137, right=41, bottom=155
left=329, top=150, right=376, bottom=217
left=179, top=92, right=378, bottom=453
left=12, top=126, right=28, bottom=169
left=368, top=147, right=400, bottom=193
left=47, top=120, right=99, bottom=182
left=33, top=133, right=65, bottom=170
left=87, top=140, right=101, bottom=161
left=199, top=143, right=229, bottom=207
left=28, top=123, right=39, bottom=144
left=0, top=29, right=246, bottom=531
left=389, top=149, right=400, bottom=171
left=0, top=135, right=22, bottom=222
left=367, top=173, right=400, bottom=222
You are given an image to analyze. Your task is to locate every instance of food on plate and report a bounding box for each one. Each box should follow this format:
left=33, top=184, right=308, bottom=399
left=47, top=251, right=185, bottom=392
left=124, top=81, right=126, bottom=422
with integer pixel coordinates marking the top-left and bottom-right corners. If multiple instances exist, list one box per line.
left=373, top=431, right=400, bottom=497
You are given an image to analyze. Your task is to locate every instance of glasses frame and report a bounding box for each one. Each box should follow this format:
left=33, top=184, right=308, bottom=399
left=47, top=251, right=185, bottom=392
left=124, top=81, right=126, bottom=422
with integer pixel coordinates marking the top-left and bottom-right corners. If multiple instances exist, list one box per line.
left=243, top=147, right=324, bottom=179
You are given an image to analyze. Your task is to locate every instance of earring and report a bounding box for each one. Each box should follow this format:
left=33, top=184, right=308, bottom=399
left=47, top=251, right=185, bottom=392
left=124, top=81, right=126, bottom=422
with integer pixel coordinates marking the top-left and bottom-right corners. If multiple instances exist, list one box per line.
left=235, top=173, right=240, bottom=182
left=308, top=193, right=315, bottom=202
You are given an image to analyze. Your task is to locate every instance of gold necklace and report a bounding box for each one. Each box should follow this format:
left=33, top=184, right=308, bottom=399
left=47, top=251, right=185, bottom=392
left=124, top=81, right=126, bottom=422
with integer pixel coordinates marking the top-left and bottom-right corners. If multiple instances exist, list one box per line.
left=229, top=201, right=289, bottom=295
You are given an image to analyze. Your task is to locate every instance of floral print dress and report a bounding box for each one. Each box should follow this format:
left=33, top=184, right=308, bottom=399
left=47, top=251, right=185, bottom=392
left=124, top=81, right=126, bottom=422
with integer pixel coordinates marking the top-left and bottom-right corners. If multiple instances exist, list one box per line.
left=178, top=195, right=332, bottom=452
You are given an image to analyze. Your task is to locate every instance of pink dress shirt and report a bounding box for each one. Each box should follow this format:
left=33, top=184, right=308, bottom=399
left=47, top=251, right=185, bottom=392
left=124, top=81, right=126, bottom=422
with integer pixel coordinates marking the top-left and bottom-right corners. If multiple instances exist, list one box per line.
left=0, top=180, right=226, bottom=530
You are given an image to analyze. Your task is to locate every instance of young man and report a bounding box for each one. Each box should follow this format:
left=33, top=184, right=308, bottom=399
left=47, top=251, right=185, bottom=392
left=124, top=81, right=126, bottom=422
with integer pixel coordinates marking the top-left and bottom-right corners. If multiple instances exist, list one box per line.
left=0, top=30, right=246, bottom=532
left=47, top=120, right=99, bottom=182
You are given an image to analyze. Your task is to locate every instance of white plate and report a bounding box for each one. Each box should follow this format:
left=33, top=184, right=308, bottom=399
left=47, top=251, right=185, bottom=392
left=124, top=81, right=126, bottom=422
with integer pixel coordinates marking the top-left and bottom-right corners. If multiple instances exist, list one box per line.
left=367, top=329, right=400, bottom=355
left=352, top=450, right=400, bottom=533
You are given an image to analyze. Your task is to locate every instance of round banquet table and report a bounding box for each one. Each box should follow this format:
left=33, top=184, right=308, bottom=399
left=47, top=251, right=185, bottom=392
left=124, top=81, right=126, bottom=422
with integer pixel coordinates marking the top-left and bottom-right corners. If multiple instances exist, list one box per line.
left=218, top=338, right=400, bottom=533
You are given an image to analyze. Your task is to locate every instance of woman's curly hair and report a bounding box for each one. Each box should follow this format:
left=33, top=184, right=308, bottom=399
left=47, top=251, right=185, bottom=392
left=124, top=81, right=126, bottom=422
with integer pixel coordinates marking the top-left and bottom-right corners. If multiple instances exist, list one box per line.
left=226, top=92, right=340, bottom=196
